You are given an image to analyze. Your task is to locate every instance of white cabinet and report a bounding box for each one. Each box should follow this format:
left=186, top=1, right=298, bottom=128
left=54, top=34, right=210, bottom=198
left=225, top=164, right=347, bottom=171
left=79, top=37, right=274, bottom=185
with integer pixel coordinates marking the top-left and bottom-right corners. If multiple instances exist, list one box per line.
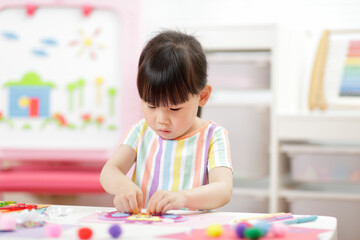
left=273, top=115, right=360, bottom=240
left=190, top=25, right=277, bottom=212
left=191, top=28, right=360, bottom=238
left=270, top=28, right=360, bottom=240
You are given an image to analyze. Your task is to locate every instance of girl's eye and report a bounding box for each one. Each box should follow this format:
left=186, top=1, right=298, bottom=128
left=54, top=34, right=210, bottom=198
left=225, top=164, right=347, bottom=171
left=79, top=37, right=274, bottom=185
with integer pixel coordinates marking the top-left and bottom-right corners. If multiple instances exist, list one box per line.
left=148, top=105, right=156, bottom=109
left=170, top=108, right=181, bottom=111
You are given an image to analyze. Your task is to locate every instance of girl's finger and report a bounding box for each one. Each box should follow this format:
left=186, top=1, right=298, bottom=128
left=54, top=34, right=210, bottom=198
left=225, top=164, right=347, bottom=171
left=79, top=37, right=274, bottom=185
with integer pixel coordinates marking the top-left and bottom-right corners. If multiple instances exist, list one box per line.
left=155, top=197, right=170, bottom=215
left=137, top=190, right=144, bottom=211
left=146, top=192, right=160, bottom=215
left=129, top=196, right=139, bottom=214
left=121, top=199, right=130, bottom=213
left=146, top=199, right=154, bottom=215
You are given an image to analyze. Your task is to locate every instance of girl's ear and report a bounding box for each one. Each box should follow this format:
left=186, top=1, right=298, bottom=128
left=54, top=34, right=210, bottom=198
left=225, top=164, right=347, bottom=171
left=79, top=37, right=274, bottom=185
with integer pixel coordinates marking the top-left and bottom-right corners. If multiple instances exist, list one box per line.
left=199, top=84, right=212, bottom=107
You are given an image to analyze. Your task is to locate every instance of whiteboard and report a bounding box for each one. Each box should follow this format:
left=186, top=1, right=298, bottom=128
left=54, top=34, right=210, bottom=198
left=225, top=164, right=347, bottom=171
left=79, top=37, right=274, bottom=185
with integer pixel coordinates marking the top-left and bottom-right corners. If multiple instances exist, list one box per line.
left=0, top=7, right=125, bottom=150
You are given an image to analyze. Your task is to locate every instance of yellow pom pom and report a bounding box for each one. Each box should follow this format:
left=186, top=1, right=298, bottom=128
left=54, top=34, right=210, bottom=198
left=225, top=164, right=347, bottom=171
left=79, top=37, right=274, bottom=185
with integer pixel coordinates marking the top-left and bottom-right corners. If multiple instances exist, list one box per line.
left=206, top=224, right=224, bottom=237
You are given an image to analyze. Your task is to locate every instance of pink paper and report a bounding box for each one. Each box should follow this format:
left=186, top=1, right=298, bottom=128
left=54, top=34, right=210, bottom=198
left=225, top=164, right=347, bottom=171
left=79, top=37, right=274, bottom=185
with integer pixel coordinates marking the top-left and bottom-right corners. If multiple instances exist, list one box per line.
left=79, top=211, right=235, bottom=228
left=159, top=225, right=331, bottom=240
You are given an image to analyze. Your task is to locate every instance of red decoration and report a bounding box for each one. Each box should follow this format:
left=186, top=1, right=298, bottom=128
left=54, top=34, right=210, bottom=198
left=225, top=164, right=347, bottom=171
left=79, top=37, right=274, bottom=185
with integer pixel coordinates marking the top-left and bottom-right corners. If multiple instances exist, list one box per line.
left=82, top=5, right=92, bottom=17
left=81, top=114, right=91, bottom=122
left=26, top=5, right=36, bottom=16
left=29, top=98, right=39, bottom=117
left=54, top=113, right=67, bottom=126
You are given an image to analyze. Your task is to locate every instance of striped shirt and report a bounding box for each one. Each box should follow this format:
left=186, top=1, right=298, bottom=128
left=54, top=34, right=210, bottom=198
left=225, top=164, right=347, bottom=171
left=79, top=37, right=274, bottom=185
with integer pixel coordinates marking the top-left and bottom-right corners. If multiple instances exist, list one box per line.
left=122, top=119, right=232, bottom=204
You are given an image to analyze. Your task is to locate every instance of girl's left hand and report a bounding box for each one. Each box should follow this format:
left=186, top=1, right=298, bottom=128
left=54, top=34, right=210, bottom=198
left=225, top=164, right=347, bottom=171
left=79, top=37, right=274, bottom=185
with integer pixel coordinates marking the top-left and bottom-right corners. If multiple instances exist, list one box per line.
left=146, top=190, right=186, bottom=215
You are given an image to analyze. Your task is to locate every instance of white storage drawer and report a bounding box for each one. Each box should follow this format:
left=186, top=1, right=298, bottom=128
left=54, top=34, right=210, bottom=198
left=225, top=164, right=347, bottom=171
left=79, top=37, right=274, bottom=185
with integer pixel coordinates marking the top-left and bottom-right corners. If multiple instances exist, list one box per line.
left=282, top=144, right=360, bottom=184
left=207, top=51, right=270, bottom=90
left=203, top=106, right=270, bottom=179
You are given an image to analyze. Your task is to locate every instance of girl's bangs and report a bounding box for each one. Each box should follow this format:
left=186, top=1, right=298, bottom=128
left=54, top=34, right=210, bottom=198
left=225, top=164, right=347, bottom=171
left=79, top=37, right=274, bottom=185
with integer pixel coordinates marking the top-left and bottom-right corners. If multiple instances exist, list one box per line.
left=139, top=67, right=191, bottom=107
left=138, top=53, right=198, bottom=107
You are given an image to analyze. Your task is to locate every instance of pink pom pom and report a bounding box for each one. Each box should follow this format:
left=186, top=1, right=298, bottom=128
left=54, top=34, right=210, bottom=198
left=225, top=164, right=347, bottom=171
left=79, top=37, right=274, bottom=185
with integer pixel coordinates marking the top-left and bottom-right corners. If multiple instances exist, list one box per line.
left=0, top=215, right=16, bottom=231
left=45, top=223, right=62, bottom=238
left=271, top=222, right=289, bottom=237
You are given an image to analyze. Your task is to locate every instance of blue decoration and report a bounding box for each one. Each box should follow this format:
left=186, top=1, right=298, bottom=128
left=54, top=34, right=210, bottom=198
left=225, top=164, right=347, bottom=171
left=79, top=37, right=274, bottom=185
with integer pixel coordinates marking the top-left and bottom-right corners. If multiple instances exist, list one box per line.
left=1, top=31, right=18, bottom=40
left=31, top=48, right=48, bottom=57
left=162, top=214, right=179, bottom=219
left=41, top=38, right=58, bottom=46
left=253, top=221, right=271, bottom=236
left=111, top=212, right=130, bottom=217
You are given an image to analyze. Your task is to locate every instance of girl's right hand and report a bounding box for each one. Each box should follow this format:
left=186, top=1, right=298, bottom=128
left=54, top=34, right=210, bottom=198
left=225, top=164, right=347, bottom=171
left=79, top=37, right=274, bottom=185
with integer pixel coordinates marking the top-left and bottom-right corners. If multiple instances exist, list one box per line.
left=113, top=184, right=143, bottom=214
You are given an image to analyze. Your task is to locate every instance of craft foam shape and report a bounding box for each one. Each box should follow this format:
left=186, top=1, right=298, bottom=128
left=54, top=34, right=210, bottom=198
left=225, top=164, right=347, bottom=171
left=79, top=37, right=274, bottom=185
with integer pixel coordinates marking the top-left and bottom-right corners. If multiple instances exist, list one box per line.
left=98, top=211, right=187, bottom=224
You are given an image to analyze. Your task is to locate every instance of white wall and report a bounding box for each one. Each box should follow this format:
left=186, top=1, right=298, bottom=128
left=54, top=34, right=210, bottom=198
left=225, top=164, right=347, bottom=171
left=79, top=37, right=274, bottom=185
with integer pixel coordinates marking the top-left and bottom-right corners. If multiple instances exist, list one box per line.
left=140, top=0, right=360, bottom=113
left=141, top=0, right=360, bottom=33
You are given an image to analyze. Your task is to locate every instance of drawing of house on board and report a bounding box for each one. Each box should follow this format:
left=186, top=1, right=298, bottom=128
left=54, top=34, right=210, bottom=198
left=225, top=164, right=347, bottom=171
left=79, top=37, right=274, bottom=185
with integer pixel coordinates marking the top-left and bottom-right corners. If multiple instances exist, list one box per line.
left=4, top=72, right=55, bottom=118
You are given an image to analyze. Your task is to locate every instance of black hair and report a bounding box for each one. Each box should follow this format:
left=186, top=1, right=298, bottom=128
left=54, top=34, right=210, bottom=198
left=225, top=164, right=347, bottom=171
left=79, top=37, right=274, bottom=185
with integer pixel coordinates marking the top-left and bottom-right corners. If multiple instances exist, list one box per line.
left=137, top=30, right=207, bottom=117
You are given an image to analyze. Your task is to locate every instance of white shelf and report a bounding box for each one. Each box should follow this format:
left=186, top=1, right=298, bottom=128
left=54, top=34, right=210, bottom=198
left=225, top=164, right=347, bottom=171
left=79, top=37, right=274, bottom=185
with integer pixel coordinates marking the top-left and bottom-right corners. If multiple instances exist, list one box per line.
left=281, top=189, right=360, bottom=201
left=281, top=143, right=360, bottom=155
left=206, top=51, right=271, bottom=63
left=189, top=24, right=276, bottom=50
left=208, top=90, right=272, bottom=107
left=277, top=113, right=360, bottom=142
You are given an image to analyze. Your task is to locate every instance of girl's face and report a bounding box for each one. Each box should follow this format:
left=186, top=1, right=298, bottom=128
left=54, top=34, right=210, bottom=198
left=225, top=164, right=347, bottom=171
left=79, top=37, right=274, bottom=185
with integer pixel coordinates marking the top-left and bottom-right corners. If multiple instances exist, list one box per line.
left=141, top=85, right=212, bottom=140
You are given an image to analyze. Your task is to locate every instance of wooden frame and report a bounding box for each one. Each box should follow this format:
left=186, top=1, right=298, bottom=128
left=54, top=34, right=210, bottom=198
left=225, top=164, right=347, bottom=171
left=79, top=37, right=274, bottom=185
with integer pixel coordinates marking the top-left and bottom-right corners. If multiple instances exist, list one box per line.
left=309, top=30, right=360, bottom=110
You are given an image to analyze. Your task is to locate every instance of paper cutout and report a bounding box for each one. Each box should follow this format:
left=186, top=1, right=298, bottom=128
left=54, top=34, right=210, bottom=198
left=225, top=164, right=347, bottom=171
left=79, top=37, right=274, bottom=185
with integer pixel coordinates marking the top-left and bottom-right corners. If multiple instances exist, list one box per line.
left=82, top=211, right=233, bottom=228
left=98, top=211, right=187, bottom=224
left=0, top=203, right=50, bottom=214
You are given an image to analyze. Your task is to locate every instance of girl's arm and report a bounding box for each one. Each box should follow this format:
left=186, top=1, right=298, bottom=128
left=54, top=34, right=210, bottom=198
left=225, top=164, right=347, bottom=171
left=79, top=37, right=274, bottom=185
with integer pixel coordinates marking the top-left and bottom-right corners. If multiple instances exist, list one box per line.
left=146, top=166, right=233, bottom=214
left=100, top=144, right=143, bottom=213
left=183, top=166, right=233, bottom=209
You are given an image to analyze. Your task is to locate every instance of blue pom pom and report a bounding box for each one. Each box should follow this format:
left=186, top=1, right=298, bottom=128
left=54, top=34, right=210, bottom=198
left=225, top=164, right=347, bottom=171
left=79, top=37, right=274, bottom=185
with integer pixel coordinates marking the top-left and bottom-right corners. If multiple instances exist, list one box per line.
left=253, top=221, right=271, bottom=236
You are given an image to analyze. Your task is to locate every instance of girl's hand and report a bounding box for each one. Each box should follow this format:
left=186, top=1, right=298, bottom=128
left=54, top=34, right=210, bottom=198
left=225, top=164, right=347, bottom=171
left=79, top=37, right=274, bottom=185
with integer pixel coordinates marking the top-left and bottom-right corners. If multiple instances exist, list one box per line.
left=113, top=184, right=143, bottom=214
left=146, top=190, right=186, bottom=215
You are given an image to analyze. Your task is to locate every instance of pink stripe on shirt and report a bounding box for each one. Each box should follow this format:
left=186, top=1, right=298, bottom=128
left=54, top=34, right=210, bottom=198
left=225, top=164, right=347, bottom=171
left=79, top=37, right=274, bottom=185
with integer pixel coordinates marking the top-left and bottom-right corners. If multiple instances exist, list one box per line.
left=141, top=139, right=158, bottom=205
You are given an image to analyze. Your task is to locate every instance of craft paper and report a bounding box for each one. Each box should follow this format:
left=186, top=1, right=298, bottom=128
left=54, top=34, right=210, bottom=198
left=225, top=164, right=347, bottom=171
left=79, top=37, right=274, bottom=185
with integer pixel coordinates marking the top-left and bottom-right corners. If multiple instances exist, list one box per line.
left=159, top=225, right=331, bottom=240
left=80, top=211, right=235, bottom=228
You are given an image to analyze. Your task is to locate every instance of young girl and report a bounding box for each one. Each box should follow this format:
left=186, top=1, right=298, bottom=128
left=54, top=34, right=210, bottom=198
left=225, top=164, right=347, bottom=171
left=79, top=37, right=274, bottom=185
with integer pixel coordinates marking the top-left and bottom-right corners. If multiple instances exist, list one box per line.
left=100, top=30, right=233, bottom=215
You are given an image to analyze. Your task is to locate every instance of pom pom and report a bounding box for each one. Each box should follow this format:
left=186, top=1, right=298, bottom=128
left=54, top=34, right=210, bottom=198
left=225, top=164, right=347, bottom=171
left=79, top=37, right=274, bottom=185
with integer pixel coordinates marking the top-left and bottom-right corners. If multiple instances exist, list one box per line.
left=235, top=222, right=249, bottom=238
left=244, top=227, right=263, bottom=239
left=78, top=227, right=93, bottom=239
left=109, top=224, right=122, bottom=238
left=271, top=222, right=289, bottom=237
left=253, top=221, right=271, bottom=236
left=206, top=224, right=223, bottom=237
left=0, top=215, right=16, bottom=231
left=45, top=223, right=62, bottom=238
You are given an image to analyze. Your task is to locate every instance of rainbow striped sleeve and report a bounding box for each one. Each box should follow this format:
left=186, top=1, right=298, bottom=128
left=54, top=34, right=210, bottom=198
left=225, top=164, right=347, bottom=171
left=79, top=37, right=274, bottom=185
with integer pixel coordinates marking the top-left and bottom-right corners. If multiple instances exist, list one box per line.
left=208, top=126, right=232, bottom=172
left=121, top=119, right=145, bottom=150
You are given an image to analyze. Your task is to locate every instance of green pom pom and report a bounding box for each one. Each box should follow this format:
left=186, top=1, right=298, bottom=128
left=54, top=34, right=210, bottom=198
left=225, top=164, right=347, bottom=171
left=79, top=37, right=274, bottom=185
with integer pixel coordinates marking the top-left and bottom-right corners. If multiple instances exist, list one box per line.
left=244, top=227, right=263, bottom=239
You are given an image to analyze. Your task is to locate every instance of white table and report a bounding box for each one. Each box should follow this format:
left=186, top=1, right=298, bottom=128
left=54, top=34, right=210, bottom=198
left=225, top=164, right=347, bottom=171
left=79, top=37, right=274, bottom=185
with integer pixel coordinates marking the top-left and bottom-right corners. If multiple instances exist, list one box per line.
left=0, top=205, right=337, bottom=239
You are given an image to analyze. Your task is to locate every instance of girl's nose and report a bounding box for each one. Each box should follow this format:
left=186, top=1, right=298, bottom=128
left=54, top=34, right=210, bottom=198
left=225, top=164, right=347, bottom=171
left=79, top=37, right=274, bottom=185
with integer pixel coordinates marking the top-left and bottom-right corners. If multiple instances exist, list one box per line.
left=156, top=110, right=170, bottom=125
